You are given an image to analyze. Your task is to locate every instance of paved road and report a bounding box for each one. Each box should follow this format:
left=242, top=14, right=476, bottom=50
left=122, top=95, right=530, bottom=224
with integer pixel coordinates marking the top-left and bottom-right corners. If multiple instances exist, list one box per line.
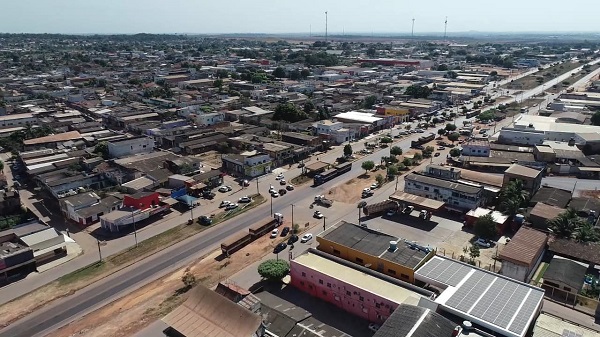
left=4, top=60, right=598, bottom=336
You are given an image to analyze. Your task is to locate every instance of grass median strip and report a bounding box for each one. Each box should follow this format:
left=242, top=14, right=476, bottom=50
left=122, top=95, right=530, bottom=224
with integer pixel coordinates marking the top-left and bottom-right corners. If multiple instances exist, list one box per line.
left=0, top=194, right=266, bottom=328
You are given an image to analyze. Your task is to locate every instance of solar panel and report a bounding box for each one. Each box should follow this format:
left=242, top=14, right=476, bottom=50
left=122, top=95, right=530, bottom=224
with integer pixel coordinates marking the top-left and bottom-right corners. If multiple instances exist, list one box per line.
left=508, top=290, right=544, bottom=334
left=493, top=285, right=529, bottom=328
left=446, top=271, right=495, bottom=312
left=470, top=278, right=511, bottom=322
left=416, top=257, right=442, bottom=278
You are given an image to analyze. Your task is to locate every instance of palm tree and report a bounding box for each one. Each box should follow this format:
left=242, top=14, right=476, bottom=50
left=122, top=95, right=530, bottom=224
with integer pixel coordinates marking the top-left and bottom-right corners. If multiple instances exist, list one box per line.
left=547, top=208, right=581, bottom=239
left=573, top=222, right=599, bottom=243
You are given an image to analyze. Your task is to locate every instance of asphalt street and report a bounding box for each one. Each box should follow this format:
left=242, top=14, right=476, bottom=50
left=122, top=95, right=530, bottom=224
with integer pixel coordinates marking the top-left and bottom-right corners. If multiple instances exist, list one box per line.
left=2, top=58, right=599, bottom=337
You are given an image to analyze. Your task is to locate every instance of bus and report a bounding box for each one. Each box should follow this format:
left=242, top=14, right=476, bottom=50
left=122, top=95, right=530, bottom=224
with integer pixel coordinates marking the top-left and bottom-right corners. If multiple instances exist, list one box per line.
left=314, top=162, right=353, bottom=186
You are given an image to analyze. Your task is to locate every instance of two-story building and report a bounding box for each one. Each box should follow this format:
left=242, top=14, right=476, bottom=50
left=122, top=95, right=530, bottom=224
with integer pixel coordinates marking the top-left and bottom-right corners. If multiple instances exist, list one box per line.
left=404, top=173, right=484, bottom=211
left=107, top=136, right=155, bottom=159
left=461, top=139, right=491, bottom=157
left=221, top=151, right=272, bottom=178
left=503, top=164, right=543, bottom=195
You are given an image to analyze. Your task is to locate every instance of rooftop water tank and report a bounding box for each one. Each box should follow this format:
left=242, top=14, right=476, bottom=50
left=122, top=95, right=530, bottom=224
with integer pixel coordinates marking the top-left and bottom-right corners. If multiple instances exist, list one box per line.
left=389, top=240, right=397, bottom=251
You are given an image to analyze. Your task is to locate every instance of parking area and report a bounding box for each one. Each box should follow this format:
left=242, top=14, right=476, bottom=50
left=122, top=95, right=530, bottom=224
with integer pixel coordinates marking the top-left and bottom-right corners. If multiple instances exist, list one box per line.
left=358, top=212, right=500, bottom=270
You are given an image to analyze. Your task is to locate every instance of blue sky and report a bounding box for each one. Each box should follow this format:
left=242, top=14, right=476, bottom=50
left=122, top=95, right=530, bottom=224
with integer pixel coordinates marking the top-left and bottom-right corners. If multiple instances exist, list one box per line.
left=1, top=0, right=598, bottom=34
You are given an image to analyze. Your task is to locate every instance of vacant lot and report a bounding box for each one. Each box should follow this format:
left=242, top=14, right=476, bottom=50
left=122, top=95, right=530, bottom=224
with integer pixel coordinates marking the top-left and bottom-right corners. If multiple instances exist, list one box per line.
left=329, top=168, right=389, bottom=204
left=503, top=62, right=581, bottom=90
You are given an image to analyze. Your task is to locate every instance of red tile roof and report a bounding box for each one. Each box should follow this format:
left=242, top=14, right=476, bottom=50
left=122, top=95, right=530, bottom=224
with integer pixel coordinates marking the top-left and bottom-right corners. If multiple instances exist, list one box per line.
left=499, top=226, right=548, bottom=267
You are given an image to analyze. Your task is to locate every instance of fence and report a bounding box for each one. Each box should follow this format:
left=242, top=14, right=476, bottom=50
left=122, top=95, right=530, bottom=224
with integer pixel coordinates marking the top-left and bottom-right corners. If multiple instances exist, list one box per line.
left=437, top=249, right=501, bottom=273
left=531, top=280, right=600, bottom=316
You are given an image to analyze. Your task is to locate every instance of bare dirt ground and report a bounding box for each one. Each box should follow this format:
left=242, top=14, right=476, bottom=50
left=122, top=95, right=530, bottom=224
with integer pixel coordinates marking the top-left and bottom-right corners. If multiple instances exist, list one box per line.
left=581, top=190, right=600, bottom=199
left=328, top=168, right=387, bottom=204
left=436, top=230, right=501, bottom=272
left=46, top=235, right=277, bottom=337
left=195, top=150, right=222, bottom=168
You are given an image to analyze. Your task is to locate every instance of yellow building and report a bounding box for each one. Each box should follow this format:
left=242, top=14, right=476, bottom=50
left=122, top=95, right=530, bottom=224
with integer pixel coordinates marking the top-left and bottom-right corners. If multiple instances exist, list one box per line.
left=316, top=221, right=434, bottom=283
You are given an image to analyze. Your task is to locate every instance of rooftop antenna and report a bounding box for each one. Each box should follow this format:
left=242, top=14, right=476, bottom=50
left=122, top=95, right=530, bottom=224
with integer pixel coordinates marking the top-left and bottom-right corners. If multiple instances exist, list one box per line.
left=412, top=18, right=415, bottom=38
left=444, top=16, right=448, bottom=40
left=325, top=11, right=328, bottom=42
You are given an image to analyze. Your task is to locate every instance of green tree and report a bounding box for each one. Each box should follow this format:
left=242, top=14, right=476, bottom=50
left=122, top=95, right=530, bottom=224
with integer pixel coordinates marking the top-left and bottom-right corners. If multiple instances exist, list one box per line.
left=591, top=111, right=600, bottom=126
left=447, top=132, right=460, bottom=143
left=273, top=103, right=308, bottom=122
left=258, top=259, right=290, bottom=281
left=361, top=160, right=375, bottom=173
left=449, top=112, right=457, bottom=118
left=474, top=214, right=497, bottom=240
left=300, top=69, right=310, bottom=79
left=402, top=157, right=413, bottom=166
left=94, top=141, right=109, bottom=159
left=547, top=208, right=582, bottom=240
left=449, top=148, right=461, bottom=157
left=380, top=137, right=393, bottom=144
left=405, top=85, right=432, bottom=99
left=362, top=95, right=377, bottom=109
left=273, top=67, right=286, bottom=78
left=344, top=144, right=353, bottom=157
left=303, top=101, right=315, bottom=113
left=181, top=269, right=197, bottom=289
left=413, top=152, right=423, bottom=162
left=574, top=222, right=599, bottom=243
left=437, top=64, right=449, bottom=71
left=498, top=180, right=530, bottom=216
left=468, top=244, right=481, bottom=261
left=390, top=146, right=403, bottom=156
left=376, top=174, right=385, bottom=186
left=445, top=123, right=457, bottom=132
left=366, top=47, right=377, bottom=57
left=438, top=128, right=446, bottom=136
left=387, top=165, right=399, bottom=177
left=0, top=160, right=3, bottom=172
left=446, top=71, right=458, bottom=79
left=213, top=79, right=223, bottom=88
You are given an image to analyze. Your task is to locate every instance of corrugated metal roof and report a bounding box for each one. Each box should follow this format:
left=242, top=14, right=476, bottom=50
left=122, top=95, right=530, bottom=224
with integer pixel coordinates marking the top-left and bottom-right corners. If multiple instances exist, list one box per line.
left=498, top=226, right=548, bottom=267
left=20, top=228, right=61, bottom=247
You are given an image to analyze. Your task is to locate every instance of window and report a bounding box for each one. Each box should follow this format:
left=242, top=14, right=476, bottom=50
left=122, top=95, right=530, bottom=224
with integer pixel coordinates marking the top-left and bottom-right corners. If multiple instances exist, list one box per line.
left=424, top=186, right=430, bottom=191
left=400, top=274, right=409, bottom=280
left=301, top=272, right=306, bottom=277
left=375, top=303, right=381, bottom=308
left=359, top=296, right=364, bottom=301
left=346, top=290, right=351, bottom=296
left=319, top=279, right=323, bottom=284
left=327, top=282, right=332, bottom=288
left=356, top=257, right=364, bottom=264
left=333, top=249, right=340, bottom=255
left=387, top=269, right=396, bottom=275
left=322, top=290, right=327, bottom=296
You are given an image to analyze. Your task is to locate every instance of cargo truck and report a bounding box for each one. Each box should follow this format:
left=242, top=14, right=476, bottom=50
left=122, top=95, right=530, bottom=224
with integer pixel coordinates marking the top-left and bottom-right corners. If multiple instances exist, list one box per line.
left=362, top=200, right=399, bottom=217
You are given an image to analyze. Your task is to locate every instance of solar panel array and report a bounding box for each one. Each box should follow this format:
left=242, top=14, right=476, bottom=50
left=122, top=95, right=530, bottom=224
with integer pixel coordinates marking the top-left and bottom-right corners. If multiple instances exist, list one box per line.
left=416, top=257, right=471, bottom=286
left=417, top=257, right=545, bottom=336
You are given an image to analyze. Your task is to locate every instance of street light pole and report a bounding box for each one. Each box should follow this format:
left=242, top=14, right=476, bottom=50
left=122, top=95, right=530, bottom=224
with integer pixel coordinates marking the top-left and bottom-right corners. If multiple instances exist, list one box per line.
left=270, top=194, right=273, bottom=216
left=97, top=239, right=102, bottom=262
left=256, top=177, right=259, bottom=195
left=291, top=204, right=295, bottom=227
left=131, top=208, right=138, bottom=248
left=395, top=175, right=399, bottom=191
left=323, top=216, right=326, bottom=231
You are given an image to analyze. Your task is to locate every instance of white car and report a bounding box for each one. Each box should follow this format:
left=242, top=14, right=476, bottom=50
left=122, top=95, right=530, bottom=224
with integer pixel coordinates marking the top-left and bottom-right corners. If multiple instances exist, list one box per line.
left=218, top=186, right=229, bottom=193
left=368, top=323, right=381, bottom=332
left=313, top=211, right=324, bottom=219
left=239, top=196, right=252, bottom=203
left=280, top=179, right=287, bottom=185
left=474, top=238, right=492, bottom=248
left=225, top=203, right=239, bottom=210
left=219, top=200, right=231, bottom=208
left=271, top=192, right=280, bottom=198
left=301, top=233, right=313, bottom=243
left=275, top=174, right=284, bottom=180
left=270, top=229, right=279, bottom=238
left=370, top=183, right=378, bottom=189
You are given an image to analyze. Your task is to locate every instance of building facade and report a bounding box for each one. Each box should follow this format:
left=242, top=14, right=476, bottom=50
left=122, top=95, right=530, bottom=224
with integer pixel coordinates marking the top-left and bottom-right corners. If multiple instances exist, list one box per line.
left=107, top=136, right=155, bottom=159
left=221, top=152, right=272, bottom=178
left=404, top=173, right=484, bottom=210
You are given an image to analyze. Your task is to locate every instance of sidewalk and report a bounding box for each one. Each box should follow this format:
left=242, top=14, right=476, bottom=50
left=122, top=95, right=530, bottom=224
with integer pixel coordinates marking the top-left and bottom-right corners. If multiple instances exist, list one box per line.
left=542, top=299, right=600, bottom=332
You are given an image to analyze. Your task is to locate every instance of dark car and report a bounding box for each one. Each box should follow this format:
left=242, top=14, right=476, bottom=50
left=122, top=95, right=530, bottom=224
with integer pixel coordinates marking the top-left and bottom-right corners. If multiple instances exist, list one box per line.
left=273, top=242, right=287, bottom=254
left=198, top=216, right=212, bottom=225
left=202, top=191, right=216, bottom=200
left=281, top=227, right=290, bottom=237
left=278, top=188, right=287, bottom=195
left=287, top=234, right=298, bottom=245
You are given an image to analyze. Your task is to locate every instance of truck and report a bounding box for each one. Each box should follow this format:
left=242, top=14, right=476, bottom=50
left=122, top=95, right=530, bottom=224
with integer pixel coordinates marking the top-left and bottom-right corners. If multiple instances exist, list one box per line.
left=314, top=195, right=333, bottom=207
left=314, top=162, right=352, bottom=186
left=362, top=200, right=398, bottom=217
left=411, top=133, right=435, bottom=149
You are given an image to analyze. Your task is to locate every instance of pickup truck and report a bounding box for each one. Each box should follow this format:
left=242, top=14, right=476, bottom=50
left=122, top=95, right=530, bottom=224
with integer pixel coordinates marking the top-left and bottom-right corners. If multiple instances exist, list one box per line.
left=314, top=195, right=333, bottom=207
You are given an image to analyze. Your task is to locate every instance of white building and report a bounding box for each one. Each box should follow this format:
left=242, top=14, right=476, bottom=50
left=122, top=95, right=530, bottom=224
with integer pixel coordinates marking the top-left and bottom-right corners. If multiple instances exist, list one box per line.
left=222, top=151, right=272, bottom=178
left=499, top=114, right=600, bottom=146
left=312, top=120, right=356, bottom=144
left=107, top=136, right=155, bottom=159
left=404, top=173, right=484, bottom=211
left=461, top=139, right=491, bottom=157
left=0, top=113, right=38, bottom=128
left=188, top=111, right=225, bottom=126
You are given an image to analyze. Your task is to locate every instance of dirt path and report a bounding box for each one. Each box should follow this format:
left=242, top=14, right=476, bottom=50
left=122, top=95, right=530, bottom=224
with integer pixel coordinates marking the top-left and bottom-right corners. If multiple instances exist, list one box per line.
left=45, top=235, right=277, bottom=337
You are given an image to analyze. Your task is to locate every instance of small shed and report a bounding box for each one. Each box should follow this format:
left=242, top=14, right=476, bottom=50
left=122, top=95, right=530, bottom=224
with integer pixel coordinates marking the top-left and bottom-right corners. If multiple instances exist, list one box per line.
left=498, top=226, right=548, bottom=282
left=528, top=202, right=565, bottom=230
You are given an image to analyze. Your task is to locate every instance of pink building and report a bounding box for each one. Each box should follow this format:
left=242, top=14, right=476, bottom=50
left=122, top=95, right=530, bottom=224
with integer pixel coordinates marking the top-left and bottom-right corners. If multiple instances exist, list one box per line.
left=290, top=251, right=425, bottom=324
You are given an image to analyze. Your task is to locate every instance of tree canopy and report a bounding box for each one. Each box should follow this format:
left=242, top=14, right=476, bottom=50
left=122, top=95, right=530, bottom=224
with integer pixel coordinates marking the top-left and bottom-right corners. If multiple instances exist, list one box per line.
left=344, top=144, right=353, bottom=157
left=390, top=146, right=403, bottom=156
left=474, top=214, right=497, bottom=240
left=591, top=111, right=600, bottom=126
left=404, top=85, right=432, bottom=99
left=498, top=180, right=530, bottom=216
left=257, top=259, right=290, bottom=281
left=361, top=160, right=375, bottom=173
left=548, top=208, right=599, bottom=243
left=273, top=103, right=309, bottom=122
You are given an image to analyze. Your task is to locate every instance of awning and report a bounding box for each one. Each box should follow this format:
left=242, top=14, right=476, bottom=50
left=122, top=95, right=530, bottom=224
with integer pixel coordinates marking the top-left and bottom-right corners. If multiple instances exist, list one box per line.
left=389, top=192, right=445, bottom=211
left=189, top=182, right=207, bottom=190
left=175, top=194, right=199, bottom=206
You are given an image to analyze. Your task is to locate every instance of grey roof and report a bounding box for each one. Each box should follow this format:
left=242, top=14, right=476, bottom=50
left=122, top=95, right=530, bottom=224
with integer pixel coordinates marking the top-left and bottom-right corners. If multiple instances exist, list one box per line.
left=20, top=228, right=62, bottom=247
left=544, top=257, right=587, bottom=292
left=530, top=187, right=572, bottom=208
left=505, top=164, right=543, bottom=179
left=62, top=192, right=100, bottom=207
left=405, top=173, right=482, bottom=195
left=373, top=304, right=457, bottom=337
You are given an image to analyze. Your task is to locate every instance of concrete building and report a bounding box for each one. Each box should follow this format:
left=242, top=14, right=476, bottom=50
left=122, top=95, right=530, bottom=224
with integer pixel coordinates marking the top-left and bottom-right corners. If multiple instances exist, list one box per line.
left=415, top=255, right=544, bottom=337
left=461, top=139, right=490, bottom=157
left=543, top=256, right=587, bottom=298
left=188, top=111, right=225, bottom=126
left=0, top=113, right=38, bottom=128
left=290, top=249, right=432, bottom=324
left=404, top=173, right=484, bottom=211
left=221, top=151, right=272, bottom=178
left=317, top=221, right=434, bottom=283
left=99, top=192, right=169, bottom=232
left=498, top=227, right=548, bottom=282
left=107, top=136, right=155, bottom=159
left=59, top=192, right=101, bottom=223
left=503, top=164, right=543, bottom=195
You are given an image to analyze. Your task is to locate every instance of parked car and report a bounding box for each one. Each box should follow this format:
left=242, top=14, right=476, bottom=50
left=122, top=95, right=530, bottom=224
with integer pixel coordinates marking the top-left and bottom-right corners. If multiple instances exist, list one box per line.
left=220, top=200, right=231, bottom=208
left=238, top=196, right=252, bottom=203
left=270, top=229, right=279, bottom=238
left=278, top=188, right=287, bottom=196
left=403, top=205, right=415, bottom=214
left=301, top=233, right=313, bottom=243
left=218, top=186, right=229, bottom=193
left=286, top=184, right=294, bottom=191
left=242, top=179, right=249, bottom=186
left=273, top=242, right=287, bottom=253
left=202, top=191, right=215, bottom=200
left=434, top=152, right=440, bottom=157
left=368, top=323, right=381, bottom=332
left=281, top=227, right=290, bottom=237
left=438, top=146, right=445, bottom=150
left=313, top=211, right=324, bottom=219
left=474, top=238, right=492, bottom=248
left=287, top=234, right=299, bottom=245
left=275, top=174, right=284, bottom=180
left=198, top=216, right=212, bottom=225
left=370, top=183, right=379, bottom=189
left=225, top=203, right=238, bottom=210
left=280, top=179, right=287, bottom=185
left=271, top=191, right=280, bottom=198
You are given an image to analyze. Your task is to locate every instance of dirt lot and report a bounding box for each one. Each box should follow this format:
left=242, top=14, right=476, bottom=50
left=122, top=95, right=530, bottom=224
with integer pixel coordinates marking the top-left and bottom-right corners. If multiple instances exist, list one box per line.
left=581, top=190, right=600, bottom=199
left=195, top=150, right=222, bottom=168
left=435, top=230, right=501, bottom=272
left=328, top=168, right=387, bottom=204
left=45, top=234, right=279, bottom=337
left=504, top=61, right=581, bottom=90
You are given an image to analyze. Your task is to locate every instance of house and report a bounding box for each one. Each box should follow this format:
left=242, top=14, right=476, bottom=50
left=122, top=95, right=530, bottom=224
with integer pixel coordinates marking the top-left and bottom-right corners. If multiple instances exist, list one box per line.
left=221, top=151, right=272, bottom=178
left=99, top=192, right=169, bottom=232
left=162, top=284, right=264, bottom=337
left=22, top=131, right=83, bottom=150
left=317, top=221, right=434, bottom=283
left=530, top=186, right=572, bottom=208
left=543, top=256, right=587, bottom=298
left=291, top=248, right=432, bottom=324
left=498, top=227, right=548, bottom=282
left=0, top=113, right=38, bottom=128
left=0, top=235, right=35, bottom=283
left=71, top=195, right=122, bottom=227
left=528, top=202, right=565, bottom=230
left=461, top=139, right=491, bottom=157
left=19, top=227, right=67, bottom=265
left=503, top=164, right=543, bottom=195
left=60, top=192, right=101, bottom=224
left=107, top=136, right=155, bottom=159
left=404, top=173, right=484, bottom=211
left=464, top=207, right=509, bottom=231
left=281, top=132, right=321, bottom=148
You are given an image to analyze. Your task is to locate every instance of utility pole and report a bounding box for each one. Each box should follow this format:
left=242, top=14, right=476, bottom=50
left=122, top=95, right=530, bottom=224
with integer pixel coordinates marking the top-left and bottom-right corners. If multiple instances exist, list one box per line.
left=256, top=177, right=259, bottom=195
left=395, top=175, right=399, bottom=191
left=444, top=17, right=448, bottom=40
left=291, top=204, right=295, bottom=228
left=323, top=216, right=326, bottom=231
left=325, top=11, right=328, bottom=42
left=131, top=208, right=138, bottom=248
left=270, top=194, right=273, bottom=215
left=411, top=18, right=415, bottom=38
left=97, top=239, right=102, bottom=262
